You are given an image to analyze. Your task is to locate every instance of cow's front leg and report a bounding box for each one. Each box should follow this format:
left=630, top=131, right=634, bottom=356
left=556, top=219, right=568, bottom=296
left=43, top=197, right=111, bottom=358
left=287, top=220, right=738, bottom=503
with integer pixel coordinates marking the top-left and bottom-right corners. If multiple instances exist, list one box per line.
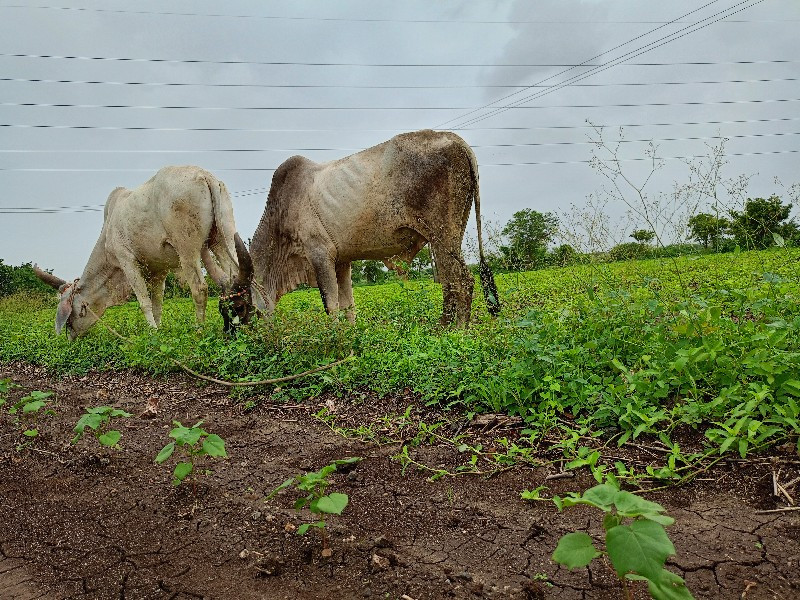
left=116, top=256, right=157, bottom=327
left=336, top=262, right=355, bottom=323
left=309, top=250, right=339, bottom=315
left=148, top=272, right=168, bottom=327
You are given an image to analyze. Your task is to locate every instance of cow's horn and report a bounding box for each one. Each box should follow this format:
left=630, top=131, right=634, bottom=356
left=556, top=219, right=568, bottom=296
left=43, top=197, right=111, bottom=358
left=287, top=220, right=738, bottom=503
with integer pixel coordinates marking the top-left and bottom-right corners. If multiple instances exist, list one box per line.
left=33, top=264, right=68, bottom=290
left=234, top=233, right=254, bottom=286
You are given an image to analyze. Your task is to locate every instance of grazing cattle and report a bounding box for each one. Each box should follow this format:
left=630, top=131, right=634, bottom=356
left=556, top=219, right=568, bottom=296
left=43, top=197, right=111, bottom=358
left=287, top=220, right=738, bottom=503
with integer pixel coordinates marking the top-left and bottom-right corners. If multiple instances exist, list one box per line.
left=34, top=165, right=254, bottom=340
left=247, top=129, right=500, bottom=327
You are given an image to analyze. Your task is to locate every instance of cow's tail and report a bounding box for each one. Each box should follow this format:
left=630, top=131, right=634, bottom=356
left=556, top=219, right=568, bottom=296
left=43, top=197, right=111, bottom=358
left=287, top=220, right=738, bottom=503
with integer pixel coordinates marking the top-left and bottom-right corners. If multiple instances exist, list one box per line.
left=466, top=145, right=500, bottom=317
left=207, top=175, right=240, bottom=283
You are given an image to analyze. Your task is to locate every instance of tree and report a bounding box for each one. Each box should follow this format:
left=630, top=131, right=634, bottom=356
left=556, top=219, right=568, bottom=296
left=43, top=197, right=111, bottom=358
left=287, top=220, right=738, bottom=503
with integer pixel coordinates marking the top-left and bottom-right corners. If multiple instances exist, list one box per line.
left=729, top=195, right=797, bottom=249
left=501, top=209, right=558, bottom=271
left=686, top=213, right=729, bottom=250
left=629, top=229, right=655, bottom=244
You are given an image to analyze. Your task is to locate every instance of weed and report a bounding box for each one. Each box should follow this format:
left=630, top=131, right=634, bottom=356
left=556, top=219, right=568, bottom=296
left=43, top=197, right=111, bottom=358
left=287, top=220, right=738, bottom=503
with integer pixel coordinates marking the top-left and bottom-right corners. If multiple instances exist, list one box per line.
left=6, top=389, right=54, bottom=448
left=72, top=406, right=133, bottom=449
left=551, top=478, right=694, bottom=600
left=266, top=457, right=361, bottom=556
left=154, top=420, right=228, bottom=494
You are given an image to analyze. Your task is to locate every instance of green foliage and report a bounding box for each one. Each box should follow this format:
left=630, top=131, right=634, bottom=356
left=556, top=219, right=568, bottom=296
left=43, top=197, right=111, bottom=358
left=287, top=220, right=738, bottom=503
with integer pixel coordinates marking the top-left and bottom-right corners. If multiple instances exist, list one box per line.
left=72, top=405, right=133, bottom=448
left=2, top=247, right=800, bottom=476
left=4, top=389, right=54, bottom=444
left=267, top=457, right=361, bottom=549
left=610, top=242, right=652, bottom=262
left=154, top=420, right=228, bottom=490
left=729, top=195, right=798, bottom=250
left=0, top=260, right=54, bottom=299
left=687, top=213, right=729, bottom=250
left=551, top=480, right=694, bottom=600
left=500, top=209, right=559, bottom=271
left=630, top=229, right=656, bottom=244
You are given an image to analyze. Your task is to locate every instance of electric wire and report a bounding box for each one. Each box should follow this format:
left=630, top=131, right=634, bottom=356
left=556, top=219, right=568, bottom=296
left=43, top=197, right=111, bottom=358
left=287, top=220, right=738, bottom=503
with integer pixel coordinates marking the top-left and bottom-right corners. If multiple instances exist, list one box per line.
left=448, top=0, right=767, bottom=129
left=1, top=4, right=794, bottom=24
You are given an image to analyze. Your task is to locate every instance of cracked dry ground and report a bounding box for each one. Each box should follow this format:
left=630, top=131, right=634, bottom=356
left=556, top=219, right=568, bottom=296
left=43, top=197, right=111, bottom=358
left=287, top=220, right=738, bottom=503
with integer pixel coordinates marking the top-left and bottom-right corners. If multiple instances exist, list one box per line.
left=1, top=363, right=799, bottom=600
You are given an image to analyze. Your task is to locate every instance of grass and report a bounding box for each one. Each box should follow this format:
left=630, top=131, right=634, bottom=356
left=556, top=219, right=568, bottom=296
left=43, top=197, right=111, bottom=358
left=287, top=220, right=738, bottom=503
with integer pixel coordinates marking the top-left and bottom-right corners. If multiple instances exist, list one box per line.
left=2, top=247, right=799, bottom=477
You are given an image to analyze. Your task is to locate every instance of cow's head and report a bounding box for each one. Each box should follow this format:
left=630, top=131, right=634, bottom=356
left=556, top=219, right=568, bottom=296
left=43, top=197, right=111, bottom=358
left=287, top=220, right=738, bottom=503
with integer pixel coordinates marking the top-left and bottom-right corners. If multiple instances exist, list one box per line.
left=218, top=233, right=256, bottom=335
left=33, top=265, right=99, bottom=341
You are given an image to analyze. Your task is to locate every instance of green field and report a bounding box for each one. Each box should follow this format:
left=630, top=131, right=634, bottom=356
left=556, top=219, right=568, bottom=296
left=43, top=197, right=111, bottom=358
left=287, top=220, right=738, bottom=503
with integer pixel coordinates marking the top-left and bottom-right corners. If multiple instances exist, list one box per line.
left=2, top=248, right=799, bottom=483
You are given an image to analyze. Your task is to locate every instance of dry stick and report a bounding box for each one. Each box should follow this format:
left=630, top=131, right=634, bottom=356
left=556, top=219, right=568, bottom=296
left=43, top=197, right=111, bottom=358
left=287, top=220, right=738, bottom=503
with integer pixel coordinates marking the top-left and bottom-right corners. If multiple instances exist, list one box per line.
left=87, top=305, right=354, bottom=388
left=755, top=506, right=800, bottom=514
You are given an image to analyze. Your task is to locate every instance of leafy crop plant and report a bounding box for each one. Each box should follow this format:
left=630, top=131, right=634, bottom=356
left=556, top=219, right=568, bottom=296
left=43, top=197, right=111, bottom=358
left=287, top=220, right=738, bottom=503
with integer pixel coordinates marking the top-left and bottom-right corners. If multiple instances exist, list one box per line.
left=155, top=420, right=228, bottom=495
left=72, top=405, right=132, bottom=449
left=551, top=478, right=694, bottom=600
left=267, top=457, right=361, bottom=557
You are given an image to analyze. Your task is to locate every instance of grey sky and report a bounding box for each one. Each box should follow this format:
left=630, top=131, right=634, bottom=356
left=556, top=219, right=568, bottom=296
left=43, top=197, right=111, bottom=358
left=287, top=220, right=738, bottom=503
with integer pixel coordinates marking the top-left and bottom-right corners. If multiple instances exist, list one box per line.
left=1, top=0, right=798, bottom=276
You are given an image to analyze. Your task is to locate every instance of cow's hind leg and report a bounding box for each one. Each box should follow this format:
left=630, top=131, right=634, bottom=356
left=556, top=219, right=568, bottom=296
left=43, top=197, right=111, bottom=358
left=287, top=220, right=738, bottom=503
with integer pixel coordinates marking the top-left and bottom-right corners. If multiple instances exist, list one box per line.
left=336, top=262, right=355, bottom=323
left=431, top=244, right=473, bottom=327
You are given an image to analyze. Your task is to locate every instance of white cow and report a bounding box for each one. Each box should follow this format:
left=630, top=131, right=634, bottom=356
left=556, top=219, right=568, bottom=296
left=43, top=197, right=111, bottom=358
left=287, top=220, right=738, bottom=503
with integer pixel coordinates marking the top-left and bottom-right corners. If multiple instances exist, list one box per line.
left=34, top=165, right=253, bottom=340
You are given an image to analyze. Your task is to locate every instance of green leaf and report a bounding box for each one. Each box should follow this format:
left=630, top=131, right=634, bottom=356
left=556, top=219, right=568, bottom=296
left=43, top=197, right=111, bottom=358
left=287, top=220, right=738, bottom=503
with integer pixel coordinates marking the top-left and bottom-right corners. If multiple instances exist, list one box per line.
left=172, top=462, right=193, bottom=486
left=22, top=400, right=46, bottom=414
left=606, top=520, right=676, bottom=580
left=154, top=442, right=175, bottom=464
left=170, top=424, right=202, bottom=446
left=580, top=483, right=619, bottom=511
left=297, top=523, right=311, bottom=535
left=552, top=532, right=601, bottom=569
left=613, top=491, right=668, bottom=518
left=98, top=430, right=121, bottom=447
left=23, top=429, right=38, bottom=437
left=314, top=492, right=349, bottom=515
left=647, top=569, right=696, bottom=600
left=74, top=413, right=104, bottom=433
left=265, top=478, right=295, bottom=500
left=782, top=380, right=800, bottom=397
left=201, top=434, right=228, bottom=458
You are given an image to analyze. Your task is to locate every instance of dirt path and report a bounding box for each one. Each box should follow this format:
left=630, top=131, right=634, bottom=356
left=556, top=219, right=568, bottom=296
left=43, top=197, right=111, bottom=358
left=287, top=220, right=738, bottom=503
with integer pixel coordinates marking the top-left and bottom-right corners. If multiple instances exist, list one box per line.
left=1, top=363, right=798, bottom=599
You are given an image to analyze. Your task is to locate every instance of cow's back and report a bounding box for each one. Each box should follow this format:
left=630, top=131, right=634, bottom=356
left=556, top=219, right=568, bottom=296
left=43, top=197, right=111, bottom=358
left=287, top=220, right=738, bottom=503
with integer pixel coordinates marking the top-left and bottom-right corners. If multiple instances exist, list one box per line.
left=104, top=166, right=217, bottom=269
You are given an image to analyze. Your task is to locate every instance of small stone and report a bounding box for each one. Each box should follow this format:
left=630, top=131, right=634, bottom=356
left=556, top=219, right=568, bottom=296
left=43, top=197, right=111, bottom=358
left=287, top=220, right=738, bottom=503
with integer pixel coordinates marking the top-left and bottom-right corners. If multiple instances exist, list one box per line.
left=251, top=511, right=262, bottom=521
left=284, top=523, right=296, bottom=532
left=239, top=549, right=250, bottom=559
left=456, top=571, right=473, bottom=582
left=373, top=535, right=393, bottom=548
left=371, top=553, right=390, bottom=571
left=321, top=547, right=333, bottom=558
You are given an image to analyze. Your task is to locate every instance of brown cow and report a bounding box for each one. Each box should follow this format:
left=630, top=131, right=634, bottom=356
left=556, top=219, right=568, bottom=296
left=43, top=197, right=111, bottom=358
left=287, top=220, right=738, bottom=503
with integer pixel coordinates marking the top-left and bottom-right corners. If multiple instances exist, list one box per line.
left=247, top=130, right=499, bottom=327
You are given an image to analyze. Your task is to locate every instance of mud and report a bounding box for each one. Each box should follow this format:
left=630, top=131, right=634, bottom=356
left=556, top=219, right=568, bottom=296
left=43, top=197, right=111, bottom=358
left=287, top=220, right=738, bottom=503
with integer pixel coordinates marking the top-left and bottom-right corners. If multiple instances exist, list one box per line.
left=1, top=363, right=798, bottom=600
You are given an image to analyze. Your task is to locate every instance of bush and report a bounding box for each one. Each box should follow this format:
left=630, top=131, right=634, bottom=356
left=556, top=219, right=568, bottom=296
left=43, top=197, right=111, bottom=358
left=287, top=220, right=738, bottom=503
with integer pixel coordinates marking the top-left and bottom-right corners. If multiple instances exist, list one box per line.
left=609, top=242, right=651, bottom=262
left=0, top=261, right=54, bottom=299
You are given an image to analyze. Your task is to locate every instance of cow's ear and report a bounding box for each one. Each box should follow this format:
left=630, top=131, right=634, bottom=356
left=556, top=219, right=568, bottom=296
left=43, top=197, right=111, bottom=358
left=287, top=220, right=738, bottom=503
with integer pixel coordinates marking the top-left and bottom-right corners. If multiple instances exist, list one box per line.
left=55, top=294, right=73, bottom=334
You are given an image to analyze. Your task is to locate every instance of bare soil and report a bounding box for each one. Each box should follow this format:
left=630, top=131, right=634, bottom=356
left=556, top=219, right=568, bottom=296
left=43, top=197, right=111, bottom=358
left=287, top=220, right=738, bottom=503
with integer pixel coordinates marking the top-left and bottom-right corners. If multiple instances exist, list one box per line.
left=1, top=362, right=799, bottom=600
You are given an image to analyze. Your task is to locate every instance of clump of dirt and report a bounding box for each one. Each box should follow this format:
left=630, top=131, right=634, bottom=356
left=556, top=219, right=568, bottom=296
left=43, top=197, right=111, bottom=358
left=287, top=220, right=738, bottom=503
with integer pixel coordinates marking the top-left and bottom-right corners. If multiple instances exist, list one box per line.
left=1, top=362, right=798, bottom=600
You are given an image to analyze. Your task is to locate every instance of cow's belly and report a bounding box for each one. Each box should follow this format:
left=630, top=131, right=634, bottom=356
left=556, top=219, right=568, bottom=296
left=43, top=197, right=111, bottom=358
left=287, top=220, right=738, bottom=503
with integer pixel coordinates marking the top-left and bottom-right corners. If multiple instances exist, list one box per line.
left=338, top=227, right=424, bottom=262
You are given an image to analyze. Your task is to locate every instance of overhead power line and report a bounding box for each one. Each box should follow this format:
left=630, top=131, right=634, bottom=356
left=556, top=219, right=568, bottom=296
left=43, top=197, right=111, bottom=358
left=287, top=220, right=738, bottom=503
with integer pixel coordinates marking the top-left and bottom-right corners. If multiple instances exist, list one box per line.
left=1, top=4, right=796, bottom=24
left=1, top=52, right=796, bottom=68
left=3, top=97, right=798, bottom=112
left=437, top=0, right=724, bottom=129
left=447, top=0, right=767, bottom=129
left=3, top=131, right=799, bottom=154
left=3, top=116, right=799, bottom=134
left=1, top=150, right=797, bottom=184
left=3, top=75, right=797, bottom=90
